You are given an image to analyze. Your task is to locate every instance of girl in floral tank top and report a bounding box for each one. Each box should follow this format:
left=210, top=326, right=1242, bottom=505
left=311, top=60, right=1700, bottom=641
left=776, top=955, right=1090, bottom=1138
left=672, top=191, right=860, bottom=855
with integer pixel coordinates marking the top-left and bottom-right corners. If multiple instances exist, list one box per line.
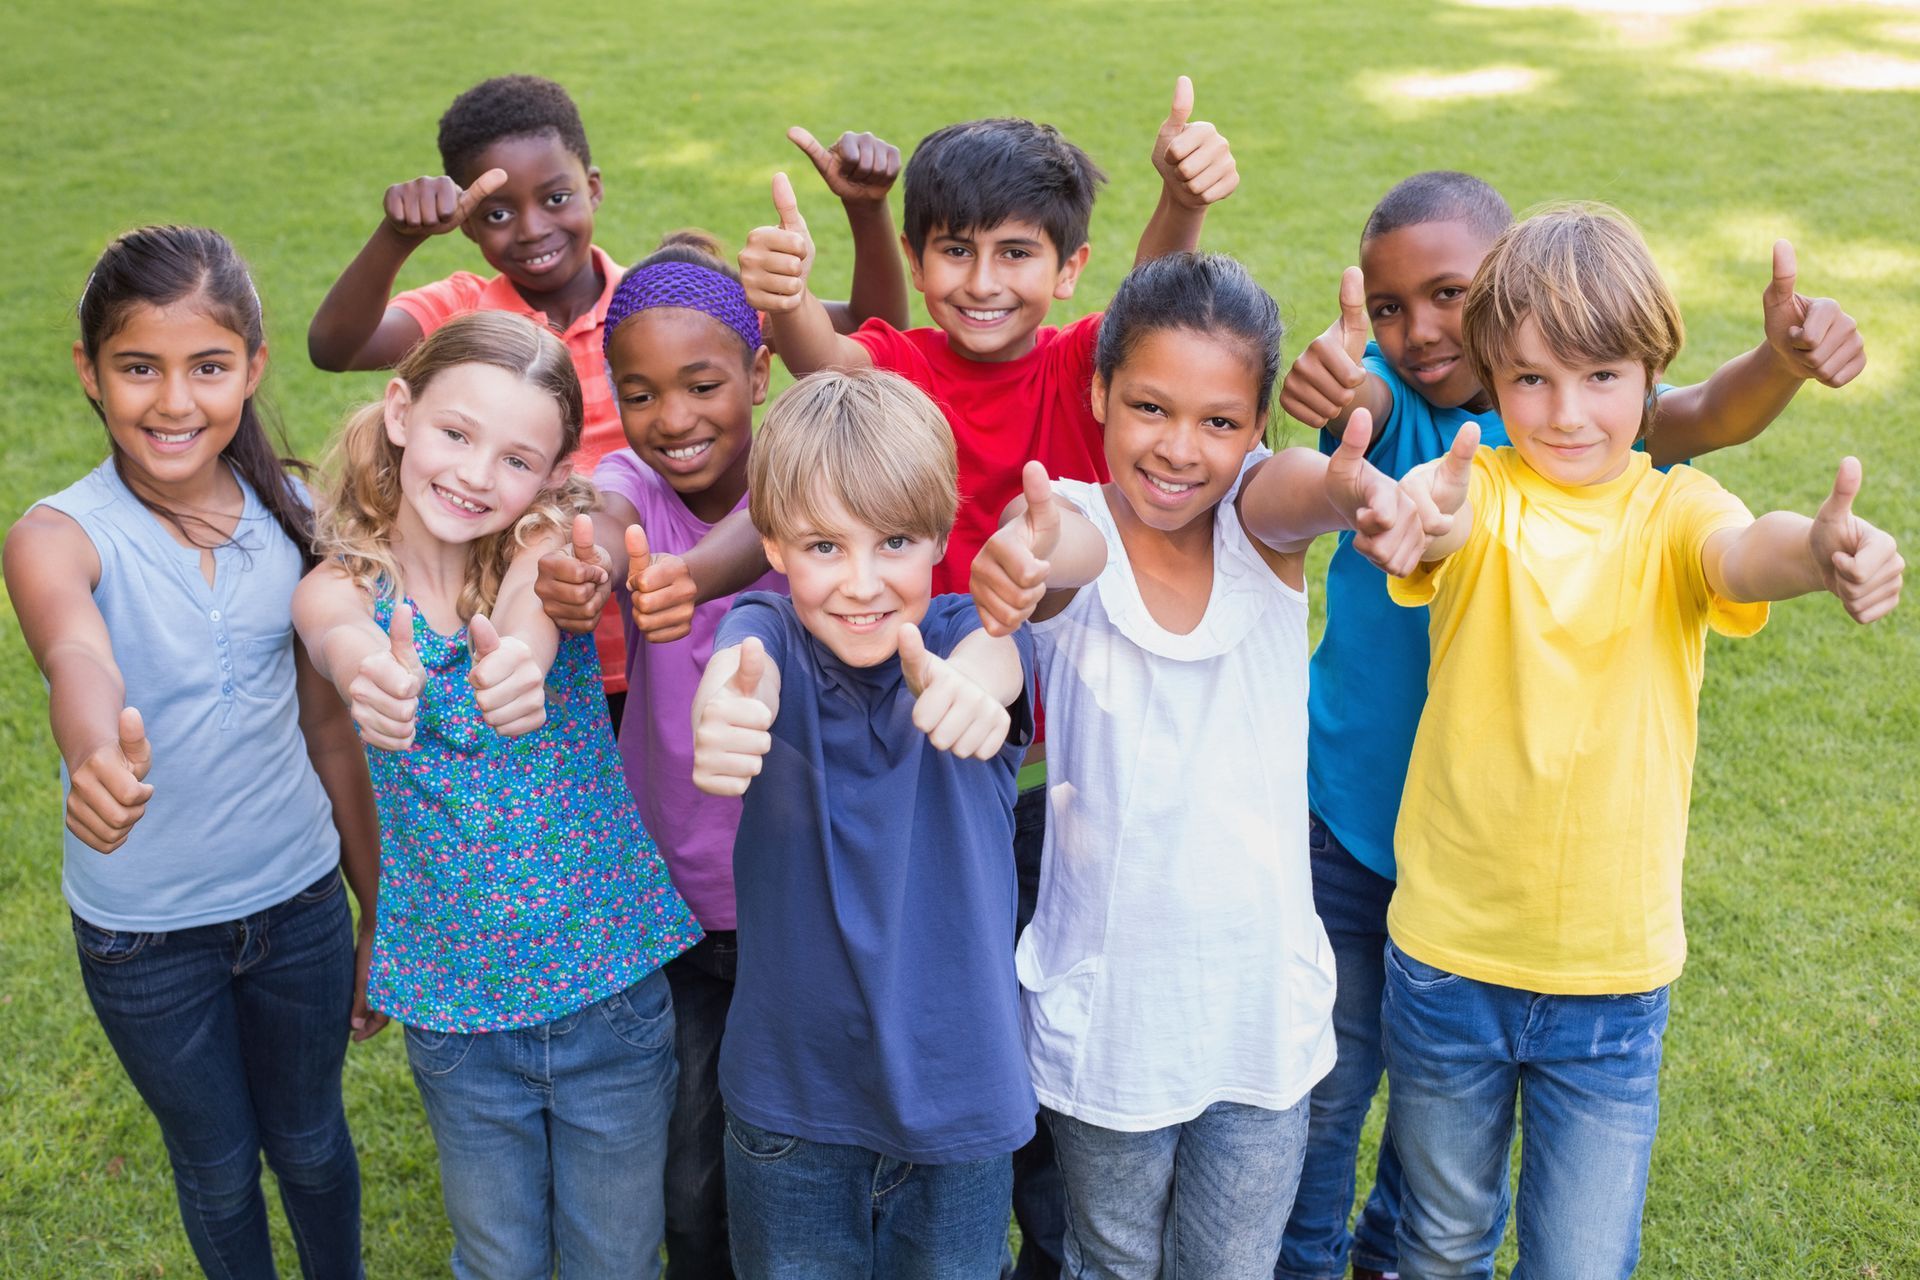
left=295, top=312, right=698, bottom=1278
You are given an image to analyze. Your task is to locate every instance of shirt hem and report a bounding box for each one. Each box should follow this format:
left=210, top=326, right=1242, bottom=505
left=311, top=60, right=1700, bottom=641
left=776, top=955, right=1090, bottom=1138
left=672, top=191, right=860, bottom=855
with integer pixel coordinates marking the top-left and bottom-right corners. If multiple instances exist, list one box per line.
left=721, top=1091, right=1034, bottom=1165
left=63, top=845, right=340, bottom=934
left=1390, top=929, right=1685, bottom=996
left=374, top=934, right=695, bottom=1035
left=1032, top=1043, right=1334, bottom=1132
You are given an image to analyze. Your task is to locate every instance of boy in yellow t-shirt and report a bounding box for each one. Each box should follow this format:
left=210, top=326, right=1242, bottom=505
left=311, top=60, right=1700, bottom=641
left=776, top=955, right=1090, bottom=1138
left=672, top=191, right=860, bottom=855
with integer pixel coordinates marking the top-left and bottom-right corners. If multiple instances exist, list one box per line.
left=1385, top=204, right=1903, bottom=1279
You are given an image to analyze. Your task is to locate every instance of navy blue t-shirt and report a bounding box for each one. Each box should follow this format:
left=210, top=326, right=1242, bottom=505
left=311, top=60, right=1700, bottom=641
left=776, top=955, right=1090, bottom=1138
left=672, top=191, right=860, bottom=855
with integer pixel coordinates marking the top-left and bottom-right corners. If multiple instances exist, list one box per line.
left=714, top=592, right=1037, bottom=1163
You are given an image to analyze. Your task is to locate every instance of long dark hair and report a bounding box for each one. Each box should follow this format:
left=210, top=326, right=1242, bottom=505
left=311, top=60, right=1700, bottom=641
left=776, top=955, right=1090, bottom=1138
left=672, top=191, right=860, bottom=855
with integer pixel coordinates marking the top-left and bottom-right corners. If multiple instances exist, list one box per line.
left=1095, top=252, right=1284, bottom=417
left=77, top=225, right=317, bottom=566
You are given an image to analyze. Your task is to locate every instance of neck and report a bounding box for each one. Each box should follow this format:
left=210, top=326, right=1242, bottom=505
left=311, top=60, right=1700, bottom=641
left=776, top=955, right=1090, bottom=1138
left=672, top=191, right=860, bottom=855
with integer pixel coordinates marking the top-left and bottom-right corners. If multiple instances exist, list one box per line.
left=119, top=451, right=239, bottom=514
left=681, top=449, right=752, bottom=526
left=391, top=499, right=479, bottom=618
left=1105, top=484, right=1217, bottom=566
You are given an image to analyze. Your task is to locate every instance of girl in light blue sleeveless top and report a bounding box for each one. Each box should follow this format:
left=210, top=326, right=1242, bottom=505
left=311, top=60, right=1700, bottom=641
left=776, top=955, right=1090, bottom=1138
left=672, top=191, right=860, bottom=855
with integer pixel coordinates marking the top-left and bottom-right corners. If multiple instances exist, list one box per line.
left=5, top=227, right=377, bottom=1278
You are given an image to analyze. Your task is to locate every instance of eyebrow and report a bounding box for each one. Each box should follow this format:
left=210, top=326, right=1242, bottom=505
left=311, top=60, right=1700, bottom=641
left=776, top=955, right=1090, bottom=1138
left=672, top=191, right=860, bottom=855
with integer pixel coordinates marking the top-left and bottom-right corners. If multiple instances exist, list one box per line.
left=115, top=347, right=236, bottom=360
left=437, top=408, right=552, bottom=460
left=1126, top=380, right=1253, bottom=416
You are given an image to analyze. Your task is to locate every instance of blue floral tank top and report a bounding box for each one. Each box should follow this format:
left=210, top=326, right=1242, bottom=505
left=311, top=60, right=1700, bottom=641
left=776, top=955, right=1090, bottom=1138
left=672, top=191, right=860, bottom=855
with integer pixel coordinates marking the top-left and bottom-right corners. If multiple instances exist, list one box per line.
left=365, top=593, right=700, bottom=1032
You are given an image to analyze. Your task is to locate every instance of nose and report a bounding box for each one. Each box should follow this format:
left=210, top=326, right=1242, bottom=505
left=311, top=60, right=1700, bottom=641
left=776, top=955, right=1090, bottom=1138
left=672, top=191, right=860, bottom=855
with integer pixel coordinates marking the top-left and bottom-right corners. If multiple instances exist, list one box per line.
left=840, top=549, right=883, bottom=602
left=516, top=202, right=550, bottom=242
left=966, top=254, right=998, bottom=299
left=456, top=449, right=495, bottom=490
left=1405, top=301, right=1442, bottom=349
left=1153, top=419, right=1202, bottom=468
left=1549, top=382, right=1587, bottom=431
left=156, top=369, right=195, bottom=418
left=658, top=393, right=698, bottom=438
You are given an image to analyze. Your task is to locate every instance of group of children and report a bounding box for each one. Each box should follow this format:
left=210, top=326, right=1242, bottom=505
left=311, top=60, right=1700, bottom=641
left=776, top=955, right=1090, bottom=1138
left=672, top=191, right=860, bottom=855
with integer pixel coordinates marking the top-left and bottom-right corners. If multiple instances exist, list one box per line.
left=8, top=69, right=1901, bottom=1280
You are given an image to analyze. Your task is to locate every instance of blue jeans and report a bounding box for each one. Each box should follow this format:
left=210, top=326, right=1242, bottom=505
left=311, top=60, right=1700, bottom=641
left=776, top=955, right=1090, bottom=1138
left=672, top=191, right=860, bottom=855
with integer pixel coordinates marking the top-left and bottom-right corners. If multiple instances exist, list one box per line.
left=405, top=968, right=678, bottom=1280
left=1276, top=814, right=1402, bottom=1279
left=1049, top=1099, right=1310, bottom=1280
left=73, top=870, right=362, bottom=1280
left=1381, top=940, right=1668, bottom=1279
left=724, top=1111, right=1014, bottom=1279
left=664, top=929, right=739, bottom=1279
left=1011, top=782, right=1064, bottom=1279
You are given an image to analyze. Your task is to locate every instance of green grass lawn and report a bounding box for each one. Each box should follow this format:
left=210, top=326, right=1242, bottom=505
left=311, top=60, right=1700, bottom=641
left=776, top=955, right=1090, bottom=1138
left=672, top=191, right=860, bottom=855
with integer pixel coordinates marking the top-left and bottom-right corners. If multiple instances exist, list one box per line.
left=2, top=0, right=1916, bottom=1275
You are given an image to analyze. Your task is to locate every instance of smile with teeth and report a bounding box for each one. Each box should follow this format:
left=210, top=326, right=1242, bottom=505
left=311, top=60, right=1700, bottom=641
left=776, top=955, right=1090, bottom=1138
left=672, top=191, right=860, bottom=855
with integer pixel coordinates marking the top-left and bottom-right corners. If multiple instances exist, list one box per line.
left=661, top=441, right=713, bottom=462
left=1142, top=471, right=1199, bottom=496
left=835, top=611, right=892, bottom=627
left=958, top=307, right=1011, bottom=323
left=520, top=248, right=564, bottom=269
left=433, top=484, right=490, bottom=514
left=145, top=427, right=203, bottom=444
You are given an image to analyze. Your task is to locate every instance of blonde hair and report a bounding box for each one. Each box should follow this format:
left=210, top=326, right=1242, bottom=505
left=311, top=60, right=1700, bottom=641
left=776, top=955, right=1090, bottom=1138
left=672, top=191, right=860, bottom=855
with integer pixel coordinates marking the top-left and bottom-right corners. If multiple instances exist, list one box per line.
left=314, top=311, right=596, bottom=619
left=1462, top=202, right=1683, bottom=438
left=748, top=369, right=958, bottom=544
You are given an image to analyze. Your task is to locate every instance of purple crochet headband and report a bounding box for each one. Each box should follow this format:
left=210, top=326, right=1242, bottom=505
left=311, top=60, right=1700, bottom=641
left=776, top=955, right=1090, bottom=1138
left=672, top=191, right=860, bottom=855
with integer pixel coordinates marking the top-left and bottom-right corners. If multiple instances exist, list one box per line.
left=602, top=260, right=762, bottom=355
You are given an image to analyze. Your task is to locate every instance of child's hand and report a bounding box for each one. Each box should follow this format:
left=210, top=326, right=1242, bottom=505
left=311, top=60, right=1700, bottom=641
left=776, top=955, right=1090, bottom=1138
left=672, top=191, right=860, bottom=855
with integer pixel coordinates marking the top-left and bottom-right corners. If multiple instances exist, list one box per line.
left=1152, top=76, right=1239, bottom=210
left=898, top=623, right=1013, bottom=761
left=1400, top=421, right=1480, bottom=550
left=788, top=127, right=902, bottom=206
left=972, top=462, right=1060, bottom=637
left=467, top=613, right=546, bottom=737
left=627, top=524, right=697, bottom=644
left=535, top=515, right=613, bottom=634
left=1762, top=240, right=1866, bottom=388
left=740, top=173, right=816, bottom=314
left=382, top=168, right=508, bottom=239
left=66, top=706, right=154, bottom=854
left=1327, top=412, right=1426, bottom=577
left=1280, top=267, right=1371, bottom=428
left=1810, top=457, right=1903, bottom=624
left=693, top=638, right=775, bottom=796
left=353, top=603, right=426, bottom=752
left=350, top=919, right=389, bottom=1043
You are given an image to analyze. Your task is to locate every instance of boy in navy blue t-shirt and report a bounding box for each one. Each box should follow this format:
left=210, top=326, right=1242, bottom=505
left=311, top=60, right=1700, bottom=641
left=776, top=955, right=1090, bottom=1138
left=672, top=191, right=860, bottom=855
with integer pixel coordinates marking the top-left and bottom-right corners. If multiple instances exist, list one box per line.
left=692, top=368, right=1035, bottom=1275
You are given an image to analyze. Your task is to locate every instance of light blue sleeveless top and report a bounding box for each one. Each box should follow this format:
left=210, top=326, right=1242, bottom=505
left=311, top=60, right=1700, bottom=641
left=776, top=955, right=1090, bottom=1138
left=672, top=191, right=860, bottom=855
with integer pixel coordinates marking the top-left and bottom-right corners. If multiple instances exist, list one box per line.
left=36, top=460, right=340, bottom=930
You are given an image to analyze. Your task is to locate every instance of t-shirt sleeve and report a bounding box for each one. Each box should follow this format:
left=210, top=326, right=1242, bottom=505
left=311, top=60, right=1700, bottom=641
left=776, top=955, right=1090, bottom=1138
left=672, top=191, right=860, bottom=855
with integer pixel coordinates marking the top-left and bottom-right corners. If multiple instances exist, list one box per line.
left=1387, top=448, right=1497, bottom=609
left=591, top=449, right=650, bottom=516
left=1666, top=468, right=1768, bottom=638
left=389, top=272, right=488, bottom=335
left=713, top=593, right=794, bottom=671
left=1055, top=311, right=1103, bottom=391
left=849, top=318, right=919, bottom=372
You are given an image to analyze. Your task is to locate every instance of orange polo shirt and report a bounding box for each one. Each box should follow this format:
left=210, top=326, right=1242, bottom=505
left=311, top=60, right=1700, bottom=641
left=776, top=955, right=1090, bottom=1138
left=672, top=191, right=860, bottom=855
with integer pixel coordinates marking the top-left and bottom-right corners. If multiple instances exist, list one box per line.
left=392, top=245, right=628, bottom=693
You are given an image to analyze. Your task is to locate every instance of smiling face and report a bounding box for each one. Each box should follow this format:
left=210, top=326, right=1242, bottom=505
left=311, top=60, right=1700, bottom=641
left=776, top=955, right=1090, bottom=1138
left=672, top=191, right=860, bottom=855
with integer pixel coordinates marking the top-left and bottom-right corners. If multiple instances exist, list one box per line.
left=761, top=488, right=944, bottom=668
left=1359, top=217, right=1499, bottom=411
left=74, top=299, right=265, bottom=496
left=384, top=361, right=569, bottom=546
left=1492, top=315, right=1649, bottom=487
left=607, top=308, right=768, bottom=522
left=907, top=217, right=1089, bottom=363
left=460, top=131, right=603, bottom=302
left=1093, top=325, right=1267, bottom=534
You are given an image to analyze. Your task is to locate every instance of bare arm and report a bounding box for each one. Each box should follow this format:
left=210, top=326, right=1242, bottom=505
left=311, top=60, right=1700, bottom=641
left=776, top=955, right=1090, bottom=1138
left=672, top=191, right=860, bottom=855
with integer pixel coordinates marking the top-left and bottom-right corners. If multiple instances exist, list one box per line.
left=784, top=128, right=911, bottom=334
left=740, top=174, right=875, bottom=377
left=684, top=507, right=776, bottom=605
left=293, top=564, right=425, bottom=753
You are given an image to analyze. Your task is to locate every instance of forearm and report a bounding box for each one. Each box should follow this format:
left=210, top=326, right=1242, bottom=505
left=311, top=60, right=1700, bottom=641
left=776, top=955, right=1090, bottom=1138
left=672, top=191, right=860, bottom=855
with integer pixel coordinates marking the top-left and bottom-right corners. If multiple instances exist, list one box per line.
left=767, top=291, right=870, bottom=377
left=306, top=726, right=380, bottom=922
left=314, top=624, right=384, bottom=698
left=1239, top=450, right=1348, bottom=551
left=1135, top=189, right=1207, bottom=266
left=946, top=630, right=1025, bottom=706
left=1709, top=512, right=1823, bottom=602
left=685, top=508, right=773, bottom=604
left=1647, top=344, right=1802, bottom=466
left=840, top=200, right=910, bottom=330
left=493, top=551, right=564, bottom=671
left=43, top=646, right=130, bottom=770
left=1046, top=511, right=1109, bottom=589
left=308, top=225, right=418, bottom=371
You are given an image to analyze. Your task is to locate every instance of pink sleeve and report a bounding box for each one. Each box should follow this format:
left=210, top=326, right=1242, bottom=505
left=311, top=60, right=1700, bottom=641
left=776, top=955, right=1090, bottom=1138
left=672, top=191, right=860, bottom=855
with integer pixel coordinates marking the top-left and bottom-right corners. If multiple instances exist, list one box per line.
left=591, top=449, right=653, bottom=519
left=389, top=272, right=489, bottom=335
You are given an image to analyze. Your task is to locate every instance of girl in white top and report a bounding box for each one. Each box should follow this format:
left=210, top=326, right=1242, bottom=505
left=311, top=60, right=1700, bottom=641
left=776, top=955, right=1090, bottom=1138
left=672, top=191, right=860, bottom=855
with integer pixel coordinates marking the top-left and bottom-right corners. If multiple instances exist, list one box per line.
left=971, top=252, right=1429, bottom=1279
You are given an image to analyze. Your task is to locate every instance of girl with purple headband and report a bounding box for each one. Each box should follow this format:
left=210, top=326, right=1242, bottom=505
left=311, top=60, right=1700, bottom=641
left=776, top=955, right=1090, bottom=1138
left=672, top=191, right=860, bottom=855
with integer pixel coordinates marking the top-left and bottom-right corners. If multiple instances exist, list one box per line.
left=535, top=230, right=789, bottom=1274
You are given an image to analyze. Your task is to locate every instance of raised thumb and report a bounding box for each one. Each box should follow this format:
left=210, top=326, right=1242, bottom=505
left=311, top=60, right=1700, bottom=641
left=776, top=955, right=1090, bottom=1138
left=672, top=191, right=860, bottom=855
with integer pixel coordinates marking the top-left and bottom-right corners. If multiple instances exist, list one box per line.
left=118, top=706, right=151, bottom=777
left=625, top=522, right=651, bottom=567
left=1338, top=266, right=1369, bottom=360
left=570, top=513, right=596, bottom=560
left=772, top=172, right=805, bottom=234
left=1021, top=460, right=1060, bottom=554
left=1767, top=238, right=1799, bottom=309
left=1164, top=75, right=1194, bottom=131
left=896, top=620, right=930, bottom=679
left=730, top=635, right=767, bottom=695
left=467, top=612, right=501, bottom=659
left=1819, top=455, right=1862, bottom=527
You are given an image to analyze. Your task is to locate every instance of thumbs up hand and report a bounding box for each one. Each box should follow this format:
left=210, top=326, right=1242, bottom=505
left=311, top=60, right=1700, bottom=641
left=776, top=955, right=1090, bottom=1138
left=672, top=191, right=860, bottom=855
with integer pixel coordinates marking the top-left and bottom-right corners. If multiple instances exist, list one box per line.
left=740, top=173, right=816, bottom=314
left=693, top=638, right=776, bottom=796
left=535, top=514, right=613, bottom=634
left=352, top=602, right=427, bottom=752
left=1809, top=457, right=1903, bottom=623
left=1399, top=421, right=1480, bottom=552
left=971, top=461, right=1062, bottom=636
left=788, top=126, right=902, bottom=206
left=1153, top=76, right=1239, bottom=210
left=67, top=706, right=155, bottom=853
left=1327, top=411, right=1425, bottom=577
left=467, top=613, right=547, bottom=737
left=898, top=622, right=1014, bottom=761
left=1280, top=268, right=1372, bottom=428
left=382, top=168, right=508, bottom=239
left=1761, top=239, right=1866, bottom=388
left=626, top=523, right=698, bottom=644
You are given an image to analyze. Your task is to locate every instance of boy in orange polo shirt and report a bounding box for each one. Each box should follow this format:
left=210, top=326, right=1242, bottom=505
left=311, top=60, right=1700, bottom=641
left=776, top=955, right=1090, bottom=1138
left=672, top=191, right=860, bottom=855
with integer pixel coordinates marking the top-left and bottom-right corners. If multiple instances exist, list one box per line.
left=309, top=74, right=909, bottom=713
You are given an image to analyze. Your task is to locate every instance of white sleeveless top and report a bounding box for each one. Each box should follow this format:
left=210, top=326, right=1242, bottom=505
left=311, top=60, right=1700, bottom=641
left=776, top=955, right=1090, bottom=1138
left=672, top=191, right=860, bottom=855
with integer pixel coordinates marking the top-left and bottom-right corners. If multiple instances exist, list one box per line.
left=1018, top=468, right=1336, bottom=1130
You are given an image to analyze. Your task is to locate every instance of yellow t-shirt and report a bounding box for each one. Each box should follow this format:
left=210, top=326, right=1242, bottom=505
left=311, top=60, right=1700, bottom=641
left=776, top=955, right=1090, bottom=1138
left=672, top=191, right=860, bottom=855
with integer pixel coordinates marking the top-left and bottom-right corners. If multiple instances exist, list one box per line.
left=1386, top=447, right=1768, bottom=995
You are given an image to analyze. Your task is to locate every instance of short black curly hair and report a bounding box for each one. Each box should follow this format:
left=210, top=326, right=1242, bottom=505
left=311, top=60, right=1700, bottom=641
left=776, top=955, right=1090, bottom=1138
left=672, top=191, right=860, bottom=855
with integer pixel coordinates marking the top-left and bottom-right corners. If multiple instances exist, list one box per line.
left=437, top=75, right=592, bottom=185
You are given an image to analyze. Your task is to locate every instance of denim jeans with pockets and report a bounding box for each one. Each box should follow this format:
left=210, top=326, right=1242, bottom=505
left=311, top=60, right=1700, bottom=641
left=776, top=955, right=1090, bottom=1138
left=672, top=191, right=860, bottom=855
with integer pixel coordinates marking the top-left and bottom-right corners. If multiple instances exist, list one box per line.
left=1382, top=939, right=1668, bottom=1279
left=74, top=870, right=363, bottom=1280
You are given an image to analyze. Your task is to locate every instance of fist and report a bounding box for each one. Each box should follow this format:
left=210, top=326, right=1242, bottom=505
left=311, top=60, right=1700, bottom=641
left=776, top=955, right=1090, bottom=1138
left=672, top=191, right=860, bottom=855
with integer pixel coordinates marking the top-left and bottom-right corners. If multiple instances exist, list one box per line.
left=898, top=623, right=1013, bottom=761
left=693, top=639, right=775, bottom=796
left=739, top=173, right=815, bottom=314
left=1279, top=268, right=1371, bottom=429
left=627, top=524, right=697, bottom=644
left=352, top=603, right=426, bottom=752
left=467, top=613, right=547, bottom=738
left=535, top=515, right=613, bottom=634
left=1810, top=456, right=1903, bottom=625
left=1761, top=240, right=1867, bottom=388
left=66, top=706, right=154, bottom=854
left=383, top=168, right=508, bottom=239
left=788, top=127, right=902, bottom=205
left=971, top=462, right=1060, bottom=637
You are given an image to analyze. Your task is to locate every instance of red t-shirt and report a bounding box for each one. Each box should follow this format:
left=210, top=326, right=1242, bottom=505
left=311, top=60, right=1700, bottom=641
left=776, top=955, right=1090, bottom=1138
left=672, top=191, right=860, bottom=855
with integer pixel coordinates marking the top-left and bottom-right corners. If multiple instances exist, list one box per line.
left=851, top=315, right=1110, bottom=597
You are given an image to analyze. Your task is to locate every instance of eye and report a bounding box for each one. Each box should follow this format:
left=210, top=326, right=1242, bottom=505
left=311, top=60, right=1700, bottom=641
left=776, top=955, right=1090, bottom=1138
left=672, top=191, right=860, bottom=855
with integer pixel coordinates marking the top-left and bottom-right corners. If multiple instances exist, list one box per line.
left=1514, top=374, right=1543, bottom=387
left=546, top=191, right=571, bottom=207
left=1434, top=287, right=1465, bottom=303
left=124, top=362, right=156, bottom=377
left=883, top=535, right=911, bottom=551
left=622, top=391, right=655, bottom=408
left=441, top=427, right=467, bottom=442
left=1003, top=247, right=1033, bottom=261
left=1131, top=400, right=1167, bottom=417
left=690, top=382, right=722, bottom=396
left=195, top=361, right=227, bottom=376
left=484, top=208, right=511, bottom=224
left=1592, top=370, right=1619, bottom=383
left=809, top=540, right=837, bottom=556
left=503, top=455, right=532, bottom=472
left=941, top=245, right=971, bottom=259
left=1204, top=416, right=1240, bottom=432
left=1372, top=303, right=1400, bottom=319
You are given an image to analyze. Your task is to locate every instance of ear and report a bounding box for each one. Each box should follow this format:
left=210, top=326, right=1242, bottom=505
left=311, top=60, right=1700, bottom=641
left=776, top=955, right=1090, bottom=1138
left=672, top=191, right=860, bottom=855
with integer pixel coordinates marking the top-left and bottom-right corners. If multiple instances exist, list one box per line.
left=903, top=232, right=927, bottom=295
left=750, top=346, right=772, bottom=406
left=587, top=166, right=604, bottom=213
left=762, top=535, right=788, bottom=576
left=1089, top=371, right=1109, bottom=425
left=1052, top=242, right=1093, bottom=301
left=546, top=457, right=574, bottom=487
left=383, top=378, right=413, bottom=449
left=932, top=534, right=949, bottom=562
left=244, top=342, right=269, bottom=400
left=73, top=340, right=102, bottom=402
left=1245, top=408, right=1269, bottom=455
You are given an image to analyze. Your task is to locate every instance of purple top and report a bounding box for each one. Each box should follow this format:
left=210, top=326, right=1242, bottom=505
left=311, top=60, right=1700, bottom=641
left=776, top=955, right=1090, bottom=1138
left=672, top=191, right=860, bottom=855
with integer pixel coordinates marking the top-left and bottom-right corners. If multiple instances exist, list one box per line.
left=594, top=448, right=787, bottom=929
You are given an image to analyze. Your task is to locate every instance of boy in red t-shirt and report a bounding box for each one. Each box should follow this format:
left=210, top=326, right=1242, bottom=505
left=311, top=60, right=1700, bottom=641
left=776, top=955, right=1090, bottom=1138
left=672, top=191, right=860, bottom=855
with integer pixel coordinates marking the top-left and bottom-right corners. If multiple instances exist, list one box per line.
left=308, top=74, right=909, bottom=713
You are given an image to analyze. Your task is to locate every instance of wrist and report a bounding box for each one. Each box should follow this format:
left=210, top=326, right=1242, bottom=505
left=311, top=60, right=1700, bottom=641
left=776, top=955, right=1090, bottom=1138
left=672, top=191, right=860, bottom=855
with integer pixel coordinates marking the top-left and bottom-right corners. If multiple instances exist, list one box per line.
left=841, top=196, right=893, bottom=223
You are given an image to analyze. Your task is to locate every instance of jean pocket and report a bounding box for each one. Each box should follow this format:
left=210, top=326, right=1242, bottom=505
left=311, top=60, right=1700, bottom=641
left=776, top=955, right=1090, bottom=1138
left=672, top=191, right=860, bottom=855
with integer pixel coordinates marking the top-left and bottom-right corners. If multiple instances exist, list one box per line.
left=725, top=1112, right=799, bottom=1162
left=404, top=1024, right=476, bottom=1077
left=1307, top=814, right=1330, bottom=855
left=72, top=916, right=154, bottom=966
left=1620, top=984, right=1670, bottom=1010
left=598, top=973, right=675, bottom=1052
left=293, top=871, right=344, bottom=904
left=1385, top=940, right=1462, bottom=992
